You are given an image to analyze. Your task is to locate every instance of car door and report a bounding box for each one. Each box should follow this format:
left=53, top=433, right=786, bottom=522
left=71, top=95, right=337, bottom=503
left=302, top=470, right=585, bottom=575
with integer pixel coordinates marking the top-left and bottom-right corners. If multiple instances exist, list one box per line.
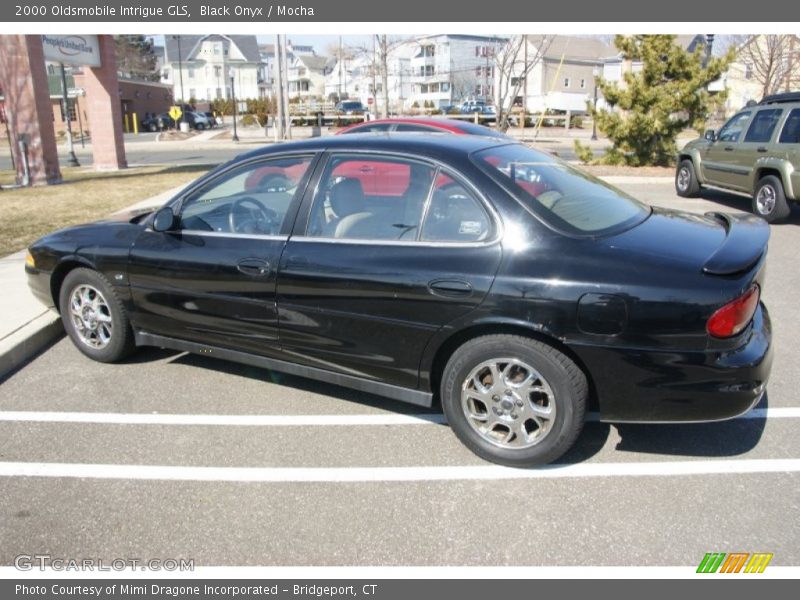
left=276, top=151, right=503, bottom=390
left=127, top=154, right=318, bottom=356
left=702, top=110, right=752, bottom=189
left=738, top=108, right=784, bottom=183
left=777, top=108, right=800, bottom=194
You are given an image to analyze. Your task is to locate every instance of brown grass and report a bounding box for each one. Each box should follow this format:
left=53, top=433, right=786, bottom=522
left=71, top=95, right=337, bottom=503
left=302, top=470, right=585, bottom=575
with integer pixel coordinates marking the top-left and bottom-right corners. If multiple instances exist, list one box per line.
left=0, top=165, right=209, bottom=256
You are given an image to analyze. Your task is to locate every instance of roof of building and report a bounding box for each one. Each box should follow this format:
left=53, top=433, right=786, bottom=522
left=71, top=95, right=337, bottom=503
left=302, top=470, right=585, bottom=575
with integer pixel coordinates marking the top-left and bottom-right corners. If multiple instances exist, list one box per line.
left=164, top=35, right=261, bottom=63
left=537, top=36, right=613, bottom=62
left=298, top=55, right=335, bottom=72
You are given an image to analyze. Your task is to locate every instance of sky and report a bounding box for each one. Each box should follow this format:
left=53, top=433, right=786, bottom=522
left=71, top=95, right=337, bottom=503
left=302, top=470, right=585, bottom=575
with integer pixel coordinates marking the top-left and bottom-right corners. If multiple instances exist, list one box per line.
left=149, top=34, right=379, bottom=53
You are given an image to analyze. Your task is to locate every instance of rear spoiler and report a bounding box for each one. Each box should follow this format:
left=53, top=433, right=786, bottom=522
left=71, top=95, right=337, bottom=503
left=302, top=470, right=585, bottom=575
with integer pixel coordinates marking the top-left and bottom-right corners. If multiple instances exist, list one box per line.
left=702, top=212, right=770, bottom=276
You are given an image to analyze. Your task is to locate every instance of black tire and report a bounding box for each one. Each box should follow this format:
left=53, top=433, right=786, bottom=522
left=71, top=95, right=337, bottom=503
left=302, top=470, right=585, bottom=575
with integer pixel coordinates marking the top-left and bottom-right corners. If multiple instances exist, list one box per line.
left=675, top=159, right=701, bottom=197
left=58, top=268, right=136, bottom=363
left=753, top=175, right=790, bottom=223
left=440, top=334, right=587, bottom=467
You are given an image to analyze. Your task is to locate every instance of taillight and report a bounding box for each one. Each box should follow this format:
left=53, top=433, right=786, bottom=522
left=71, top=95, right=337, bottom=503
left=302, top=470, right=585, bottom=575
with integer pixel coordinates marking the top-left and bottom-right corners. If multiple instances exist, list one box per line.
left=706, top=284, right=760, bottom=338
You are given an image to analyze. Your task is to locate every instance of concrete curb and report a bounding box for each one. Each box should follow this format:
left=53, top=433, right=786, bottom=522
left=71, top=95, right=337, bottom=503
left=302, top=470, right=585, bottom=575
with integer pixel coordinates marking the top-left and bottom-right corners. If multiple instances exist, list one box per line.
left=0, top=311, right=63, bottom=380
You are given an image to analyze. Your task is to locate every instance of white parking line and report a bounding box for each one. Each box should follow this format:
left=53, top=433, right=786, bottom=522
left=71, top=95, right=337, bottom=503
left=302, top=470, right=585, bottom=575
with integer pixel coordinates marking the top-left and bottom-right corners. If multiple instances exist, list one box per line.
left=0, top=411, right=446, bottom=426
left=0, top=458, right=798, bottom=482
left=0, top=407, right=795, bottom=426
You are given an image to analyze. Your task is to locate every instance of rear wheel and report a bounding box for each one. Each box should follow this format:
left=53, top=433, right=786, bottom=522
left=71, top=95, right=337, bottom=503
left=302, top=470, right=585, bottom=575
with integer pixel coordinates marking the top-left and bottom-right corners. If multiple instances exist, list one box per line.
left=675, top=159, right=701, bottom=197
left=59, top=268, right=136, bottom=363
left=753, top=175, right=790, bottom=223
left=440, top=335, right=587, bottom=467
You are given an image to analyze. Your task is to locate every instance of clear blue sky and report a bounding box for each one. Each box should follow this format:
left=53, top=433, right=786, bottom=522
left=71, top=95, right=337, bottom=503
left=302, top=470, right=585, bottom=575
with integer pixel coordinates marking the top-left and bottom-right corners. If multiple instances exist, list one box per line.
left=149, top=34, right=375, bottom=54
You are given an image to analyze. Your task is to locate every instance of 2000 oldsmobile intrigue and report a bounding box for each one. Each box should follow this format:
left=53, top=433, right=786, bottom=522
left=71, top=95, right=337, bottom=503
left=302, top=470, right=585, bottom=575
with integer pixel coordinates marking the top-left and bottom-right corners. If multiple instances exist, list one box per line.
left=26, top=134, right=772, bottom=466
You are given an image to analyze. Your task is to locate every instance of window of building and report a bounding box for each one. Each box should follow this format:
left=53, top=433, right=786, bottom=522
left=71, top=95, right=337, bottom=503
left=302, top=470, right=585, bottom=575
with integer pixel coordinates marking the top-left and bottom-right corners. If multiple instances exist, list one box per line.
left=580, top=78, right=586, bottom=89
left=563, top=78, right=570, bottom=88
left=744, top=63, right=753, bottom=80
left=188, top=67, right=195, bottom=79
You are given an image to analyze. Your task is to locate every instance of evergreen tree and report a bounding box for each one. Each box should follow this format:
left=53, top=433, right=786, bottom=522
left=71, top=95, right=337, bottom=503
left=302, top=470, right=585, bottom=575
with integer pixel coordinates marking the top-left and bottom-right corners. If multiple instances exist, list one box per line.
left=584, top=35, right=734, bottom=166
left=115, top=35, right=159, bottom=82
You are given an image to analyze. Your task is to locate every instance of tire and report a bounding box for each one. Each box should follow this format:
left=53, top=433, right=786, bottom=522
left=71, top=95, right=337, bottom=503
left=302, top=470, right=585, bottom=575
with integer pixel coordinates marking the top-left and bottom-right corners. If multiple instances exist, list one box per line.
left=675, top=159, right=701, bottom=197
left=753, top=175, right=790, bottom=223
left=440, top=335, right=587, bottom=467
left=58, top=268, right=136, bottom=363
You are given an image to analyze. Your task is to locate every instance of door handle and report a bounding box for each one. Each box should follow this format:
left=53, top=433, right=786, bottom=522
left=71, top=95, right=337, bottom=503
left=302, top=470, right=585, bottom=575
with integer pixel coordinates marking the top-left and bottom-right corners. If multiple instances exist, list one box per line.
left=724, top=146, right=734, bottom=151
left=757, top=147, right=768, bottom=153
left=428, top=279, right=473, bottom=298
left=237, top=258, right=271, bottom=277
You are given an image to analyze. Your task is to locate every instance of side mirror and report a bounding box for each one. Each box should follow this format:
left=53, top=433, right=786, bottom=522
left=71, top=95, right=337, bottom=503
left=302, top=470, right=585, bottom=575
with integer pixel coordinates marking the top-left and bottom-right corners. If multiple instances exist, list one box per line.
left=152, top=207, right=177, bottom=232
left=704, top=129, right=717, bottom=142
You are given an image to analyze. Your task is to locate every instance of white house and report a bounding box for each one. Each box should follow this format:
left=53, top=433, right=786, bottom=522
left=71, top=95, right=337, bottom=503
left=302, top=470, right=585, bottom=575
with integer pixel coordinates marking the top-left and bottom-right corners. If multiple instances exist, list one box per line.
left=498, top=35, right=612, bottom=115
left=161, top=34, right=263, bottom=102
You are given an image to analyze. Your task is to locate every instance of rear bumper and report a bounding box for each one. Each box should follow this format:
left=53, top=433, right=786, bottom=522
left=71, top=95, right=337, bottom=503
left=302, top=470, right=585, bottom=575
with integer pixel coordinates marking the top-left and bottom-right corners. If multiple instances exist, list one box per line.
left=573, top=303, right=773, bottom=423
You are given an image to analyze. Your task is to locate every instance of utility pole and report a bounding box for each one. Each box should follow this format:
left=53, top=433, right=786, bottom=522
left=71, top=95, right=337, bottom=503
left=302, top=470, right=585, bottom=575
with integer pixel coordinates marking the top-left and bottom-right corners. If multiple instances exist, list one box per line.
left=281, top=35, right=292, bottom=139
left=521, top=35, right=528, bottom=135
left=273, top=34, right=285, bottom=140
left=172, top=35, right=184, bottom=128
left=372, top=36, right=378, bottom=118
left=338, top=35, right=343, bottom=100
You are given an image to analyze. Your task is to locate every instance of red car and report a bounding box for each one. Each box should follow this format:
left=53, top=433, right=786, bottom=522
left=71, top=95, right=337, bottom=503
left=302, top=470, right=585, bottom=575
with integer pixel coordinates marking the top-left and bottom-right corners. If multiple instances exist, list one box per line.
left=336, top=117, right=509, bottom=138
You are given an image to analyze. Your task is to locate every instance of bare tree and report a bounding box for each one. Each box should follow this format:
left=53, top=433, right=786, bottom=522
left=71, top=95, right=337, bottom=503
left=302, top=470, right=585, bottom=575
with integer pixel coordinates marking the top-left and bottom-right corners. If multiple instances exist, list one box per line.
left=737, top=35, right=800, bottom=97
left=353, top=35, right=410, bottom=118
left=324, top=38, right=357, bottom=101
left=493, top=35, right=553, bottom=131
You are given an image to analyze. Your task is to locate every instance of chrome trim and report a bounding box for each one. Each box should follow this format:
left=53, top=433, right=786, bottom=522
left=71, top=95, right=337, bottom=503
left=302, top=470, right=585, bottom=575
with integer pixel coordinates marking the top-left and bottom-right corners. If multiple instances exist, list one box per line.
left=288, top=235, right=501, bottom=248
left=177, top=230, right=289, bottom=242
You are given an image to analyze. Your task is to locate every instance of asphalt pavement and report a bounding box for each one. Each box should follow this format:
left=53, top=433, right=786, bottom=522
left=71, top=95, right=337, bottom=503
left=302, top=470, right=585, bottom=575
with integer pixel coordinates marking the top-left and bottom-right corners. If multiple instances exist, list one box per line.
left=0, top=180, right=797, bottom=568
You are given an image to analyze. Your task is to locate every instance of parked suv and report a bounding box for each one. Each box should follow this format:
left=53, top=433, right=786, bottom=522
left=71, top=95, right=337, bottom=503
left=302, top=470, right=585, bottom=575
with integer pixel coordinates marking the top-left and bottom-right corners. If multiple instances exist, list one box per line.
left=676, top=92, right=800, bottom=222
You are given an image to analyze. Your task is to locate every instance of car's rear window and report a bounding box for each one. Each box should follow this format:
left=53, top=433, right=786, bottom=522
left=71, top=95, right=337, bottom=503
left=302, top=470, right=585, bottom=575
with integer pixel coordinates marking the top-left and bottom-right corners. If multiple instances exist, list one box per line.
left=472, top=144, right=650, bottom=236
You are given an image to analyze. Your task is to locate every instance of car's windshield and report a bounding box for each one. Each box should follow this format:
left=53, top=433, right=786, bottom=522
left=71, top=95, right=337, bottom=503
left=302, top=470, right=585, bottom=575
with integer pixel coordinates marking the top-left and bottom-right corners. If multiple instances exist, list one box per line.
left=472, top=144, right=650, bottom=236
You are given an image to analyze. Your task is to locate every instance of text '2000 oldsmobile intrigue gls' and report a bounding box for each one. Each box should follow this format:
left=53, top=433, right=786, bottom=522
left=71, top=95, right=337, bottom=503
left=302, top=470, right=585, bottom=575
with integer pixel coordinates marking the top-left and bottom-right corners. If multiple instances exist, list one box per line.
left=25, top=134, right=772, bottom=466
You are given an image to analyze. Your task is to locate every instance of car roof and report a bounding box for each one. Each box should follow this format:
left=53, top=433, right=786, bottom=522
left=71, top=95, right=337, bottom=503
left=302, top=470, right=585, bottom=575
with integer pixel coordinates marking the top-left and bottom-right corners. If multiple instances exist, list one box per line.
left=338, top=118, right=509, bottom=137
left=235, top=132, right=520, bottom=162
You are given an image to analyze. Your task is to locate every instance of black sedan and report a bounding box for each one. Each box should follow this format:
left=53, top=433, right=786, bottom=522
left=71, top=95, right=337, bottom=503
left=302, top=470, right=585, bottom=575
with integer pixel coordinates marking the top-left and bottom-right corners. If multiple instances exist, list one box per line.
left=25, top=134, right=773, bottom=466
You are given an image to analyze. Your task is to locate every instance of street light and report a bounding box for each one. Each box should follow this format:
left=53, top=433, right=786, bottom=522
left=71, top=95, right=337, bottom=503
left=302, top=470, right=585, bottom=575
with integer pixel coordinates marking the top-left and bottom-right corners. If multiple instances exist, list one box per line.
left=60, top=62, right=79, bottom=167
left=230, top=68, right=239, bottom=142
left=591, top=65, right=600, bottom=141
left=172, top=35, right=184, bottom=127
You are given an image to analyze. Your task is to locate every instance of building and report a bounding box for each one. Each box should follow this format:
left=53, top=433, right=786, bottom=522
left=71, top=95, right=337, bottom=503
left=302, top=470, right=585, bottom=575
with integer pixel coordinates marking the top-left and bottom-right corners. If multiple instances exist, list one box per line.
left=406, top=35, right=508, bottom=108
left=498, top=35, right=612, bottom=115
left=160, top=34, right=263, bottom=102
left=713, top=35, right=800, bottom=116
left=287, top=53, right=335, bottom=99
left=324, top=45, right=414, bottom=111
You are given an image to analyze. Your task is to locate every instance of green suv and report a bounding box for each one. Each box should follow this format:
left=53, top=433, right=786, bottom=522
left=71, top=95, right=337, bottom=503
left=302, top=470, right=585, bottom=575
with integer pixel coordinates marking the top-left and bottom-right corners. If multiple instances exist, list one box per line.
left=676, top=92, right=800, bottom=222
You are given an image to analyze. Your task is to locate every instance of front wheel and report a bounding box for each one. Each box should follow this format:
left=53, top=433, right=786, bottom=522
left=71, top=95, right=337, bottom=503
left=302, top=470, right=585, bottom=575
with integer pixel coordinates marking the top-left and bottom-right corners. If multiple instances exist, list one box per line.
left=441, top=335, right=587, bottom=467
left=59, top=268, right=136, bottom=363
left=753, top=175, right=790, bottom=223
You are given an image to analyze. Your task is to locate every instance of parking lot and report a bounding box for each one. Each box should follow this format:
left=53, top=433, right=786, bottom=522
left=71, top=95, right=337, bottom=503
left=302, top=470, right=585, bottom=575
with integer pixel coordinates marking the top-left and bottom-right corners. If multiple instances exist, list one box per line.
left=0, top=181, right=798, bottom=567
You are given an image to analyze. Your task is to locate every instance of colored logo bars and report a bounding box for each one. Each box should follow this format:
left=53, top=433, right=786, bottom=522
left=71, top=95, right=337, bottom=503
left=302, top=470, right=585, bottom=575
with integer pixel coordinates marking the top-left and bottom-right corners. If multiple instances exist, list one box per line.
left=697, top=552, right=773, bottom=573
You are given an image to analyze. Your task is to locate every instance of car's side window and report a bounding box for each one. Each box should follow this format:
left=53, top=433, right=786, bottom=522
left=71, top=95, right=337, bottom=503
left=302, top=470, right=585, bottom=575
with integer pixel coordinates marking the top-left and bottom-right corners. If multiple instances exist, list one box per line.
left=744, top=109, right=783, bottom=143
left=342, top=123, right=390, bottom=134
left=306, top=154, right=436, bottom=241
left=395, top=124, right=438, bottom=133
left=179, top=156, right=313, bottom=235
left=778, top=109, right=800, bottom=144
left=420, top=172, right=491, bottom=243
left=717, top=111, right=752, bottom=143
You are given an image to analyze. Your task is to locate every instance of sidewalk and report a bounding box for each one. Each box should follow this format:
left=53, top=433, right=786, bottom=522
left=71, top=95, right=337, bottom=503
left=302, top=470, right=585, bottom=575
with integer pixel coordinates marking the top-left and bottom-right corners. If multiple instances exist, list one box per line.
left=0, top=170, right=673, bottom=380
